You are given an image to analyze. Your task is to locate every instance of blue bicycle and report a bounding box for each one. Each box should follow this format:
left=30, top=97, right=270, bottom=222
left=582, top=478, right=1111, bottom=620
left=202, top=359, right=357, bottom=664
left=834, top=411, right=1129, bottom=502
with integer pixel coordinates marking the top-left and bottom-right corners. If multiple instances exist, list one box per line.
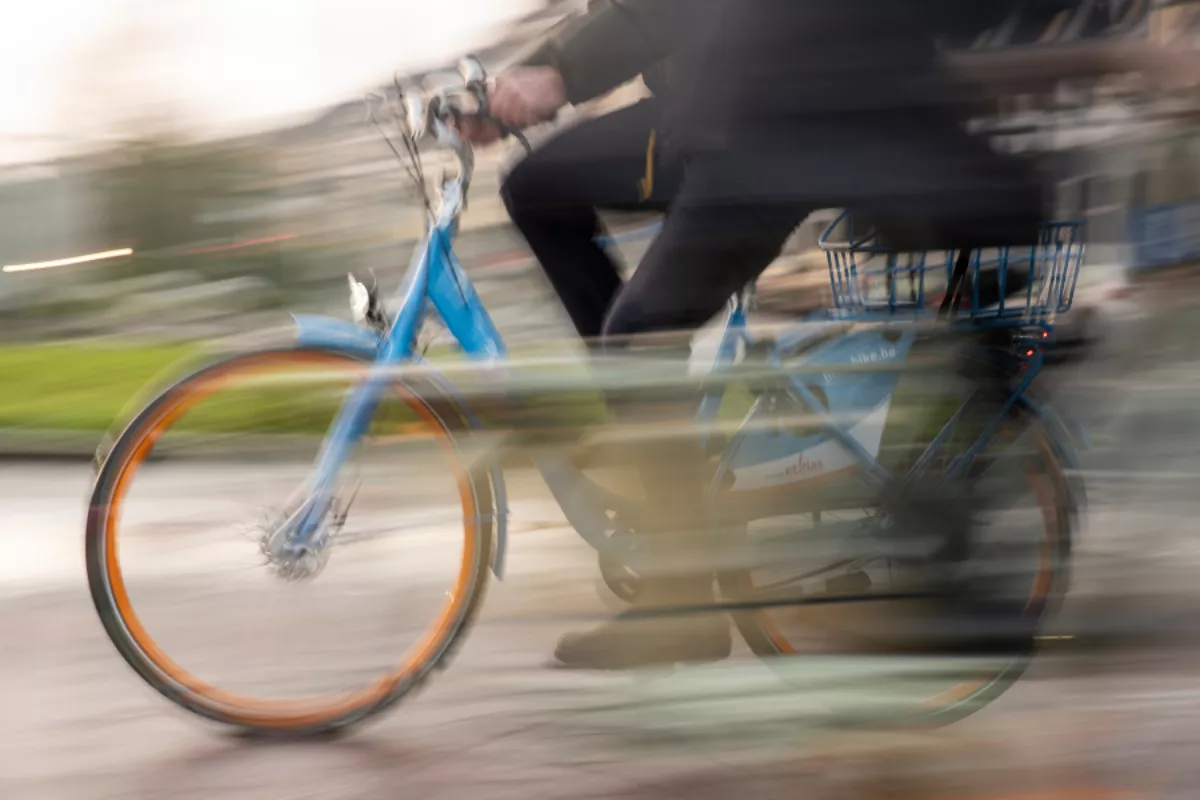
left=87, top=58, right=1086, bottom=736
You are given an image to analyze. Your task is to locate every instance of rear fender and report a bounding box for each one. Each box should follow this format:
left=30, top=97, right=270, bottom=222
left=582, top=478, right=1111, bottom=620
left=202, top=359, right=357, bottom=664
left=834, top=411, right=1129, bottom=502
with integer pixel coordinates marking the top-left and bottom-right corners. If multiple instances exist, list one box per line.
left=1018, top=395, right=1088, bottom=531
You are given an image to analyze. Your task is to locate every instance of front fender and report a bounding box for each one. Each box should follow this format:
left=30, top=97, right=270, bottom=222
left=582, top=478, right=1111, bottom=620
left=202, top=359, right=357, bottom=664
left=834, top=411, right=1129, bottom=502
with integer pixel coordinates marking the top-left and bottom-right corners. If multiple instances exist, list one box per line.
left=291, top=314, right=381, bottom=360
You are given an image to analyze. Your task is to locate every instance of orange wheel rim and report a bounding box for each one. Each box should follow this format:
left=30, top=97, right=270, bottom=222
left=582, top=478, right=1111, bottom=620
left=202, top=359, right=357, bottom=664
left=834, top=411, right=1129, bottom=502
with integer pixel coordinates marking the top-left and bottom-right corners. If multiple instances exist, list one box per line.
left=750, top=431, right=1063, bottom=715
left=100, top=351, right=479, bottom=728
left=921, top=436, right=1062, bottom=711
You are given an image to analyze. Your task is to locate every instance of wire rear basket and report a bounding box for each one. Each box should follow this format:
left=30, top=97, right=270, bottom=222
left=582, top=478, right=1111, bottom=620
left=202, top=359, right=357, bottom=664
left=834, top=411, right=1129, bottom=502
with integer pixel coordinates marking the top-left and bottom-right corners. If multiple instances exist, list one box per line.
left=817, top=211, right=1084, bottom=323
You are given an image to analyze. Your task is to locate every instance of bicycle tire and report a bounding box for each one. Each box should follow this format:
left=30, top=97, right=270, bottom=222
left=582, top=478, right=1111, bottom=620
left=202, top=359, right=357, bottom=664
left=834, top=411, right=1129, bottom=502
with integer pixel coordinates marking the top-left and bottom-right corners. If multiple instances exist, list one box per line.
left=719, top=415, right=1072, bottom=729
left=86, top=346, right=495, bottom=736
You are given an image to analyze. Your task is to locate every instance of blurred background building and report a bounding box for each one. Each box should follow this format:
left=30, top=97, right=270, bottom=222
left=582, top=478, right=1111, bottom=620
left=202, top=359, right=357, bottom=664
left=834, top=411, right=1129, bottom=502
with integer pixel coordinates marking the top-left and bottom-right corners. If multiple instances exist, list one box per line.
left=2, top=0, right=1199, bottom=343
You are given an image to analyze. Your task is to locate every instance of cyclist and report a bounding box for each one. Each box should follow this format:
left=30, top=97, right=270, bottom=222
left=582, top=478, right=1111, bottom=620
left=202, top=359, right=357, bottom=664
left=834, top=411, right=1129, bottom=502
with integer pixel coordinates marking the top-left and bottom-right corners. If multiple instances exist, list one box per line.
left=459, top=0, right=1046, bottom=669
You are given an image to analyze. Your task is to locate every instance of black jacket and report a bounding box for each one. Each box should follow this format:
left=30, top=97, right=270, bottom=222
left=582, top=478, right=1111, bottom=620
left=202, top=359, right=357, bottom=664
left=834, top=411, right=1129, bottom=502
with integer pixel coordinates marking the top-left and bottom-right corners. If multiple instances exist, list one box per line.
left=526, top=0, right=1046, bottom=249
left=524, top=0, right=677, bottom=100
left=524, top=1, right=1029, bottom=107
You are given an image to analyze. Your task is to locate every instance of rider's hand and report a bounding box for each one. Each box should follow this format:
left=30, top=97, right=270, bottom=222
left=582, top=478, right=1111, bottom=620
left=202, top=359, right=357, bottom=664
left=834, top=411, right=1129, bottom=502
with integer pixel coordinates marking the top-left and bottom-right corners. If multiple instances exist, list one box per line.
left=455, top=115, right=503, bottom=146
left=488, top=66, right=568, bottom=129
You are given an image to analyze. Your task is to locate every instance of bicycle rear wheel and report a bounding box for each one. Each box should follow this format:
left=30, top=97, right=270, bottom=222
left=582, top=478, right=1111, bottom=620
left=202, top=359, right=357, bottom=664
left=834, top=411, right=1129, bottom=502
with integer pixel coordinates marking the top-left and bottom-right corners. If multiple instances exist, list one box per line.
left=720, top=419, right=1071, bottom=728
left=86, top=347, right=494, bottom=735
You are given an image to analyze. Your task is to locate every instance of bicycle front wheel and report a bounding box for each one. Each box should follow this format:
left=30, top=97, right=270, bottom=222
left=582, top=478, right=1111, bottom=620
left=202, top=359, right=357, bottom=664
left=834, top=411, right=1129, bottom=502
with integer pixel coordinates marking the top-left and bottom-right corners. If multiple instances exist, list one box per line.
left=86, top=347, right=494, bottom=735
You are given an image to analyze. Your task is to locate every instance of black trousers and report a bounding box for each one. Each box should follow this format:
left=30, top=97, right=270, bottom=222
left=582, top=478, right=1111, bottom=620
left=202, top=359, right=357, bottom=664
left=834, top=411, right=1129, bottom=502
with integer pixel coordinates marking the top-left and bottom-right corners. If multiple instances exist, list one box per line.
left=499, top=97, right=1033, bottom=570
left=501, top=98, right=807, bottom=345
left=501, top=99, right=809, bottom=548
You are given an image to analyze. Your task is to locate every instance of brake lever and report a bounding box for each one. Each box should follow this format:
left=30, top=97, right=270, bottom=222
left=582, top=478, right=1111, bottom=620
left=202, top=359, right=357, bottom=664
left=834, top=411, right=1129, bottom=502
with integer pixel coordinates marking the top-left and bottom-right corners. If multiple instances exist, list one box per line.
left=460, top=81, right=533, bottom=154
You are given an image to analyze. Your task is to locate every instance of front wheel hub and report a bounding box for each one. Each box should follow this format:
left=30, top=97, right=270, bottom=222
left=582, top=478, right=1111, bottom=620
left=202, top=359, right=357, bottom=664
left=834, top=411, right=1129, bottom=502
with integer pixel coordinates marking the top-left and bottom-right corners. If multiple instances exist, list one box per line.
left=257, top=498, right=345, bottom=581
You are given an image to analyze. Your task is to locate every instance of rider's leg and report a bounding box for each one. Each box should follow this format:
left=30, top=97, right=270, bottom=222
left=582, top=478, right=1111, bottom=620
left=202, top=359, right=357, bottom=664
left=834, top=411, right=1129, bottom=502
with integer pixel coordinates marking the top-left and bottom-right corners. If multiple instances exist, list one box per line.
left=500, top=98, right=681, bottom=341
left=554, top=165, right=809, bottom=669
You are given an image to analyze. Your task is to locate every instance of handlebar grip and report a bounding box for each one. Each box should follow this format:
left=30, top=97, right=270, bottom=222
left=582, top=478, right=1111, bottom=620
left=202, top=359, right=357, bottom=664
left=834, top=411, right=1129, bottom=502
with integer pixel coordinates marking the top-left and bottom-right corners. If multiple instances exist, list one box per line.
left=445, top=90, right=533, bottom=154
left=461, top=78, right=531, bottom=151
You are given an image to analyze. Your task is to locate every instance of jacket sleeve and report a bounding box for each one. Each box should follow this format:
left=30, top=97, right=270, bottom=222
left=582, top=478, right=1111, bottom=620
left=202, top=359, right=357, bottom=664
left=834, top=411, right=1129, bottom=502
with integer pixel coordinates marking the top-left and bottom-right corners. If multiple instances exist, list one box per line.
left=523, top=0, right=703, bottom=105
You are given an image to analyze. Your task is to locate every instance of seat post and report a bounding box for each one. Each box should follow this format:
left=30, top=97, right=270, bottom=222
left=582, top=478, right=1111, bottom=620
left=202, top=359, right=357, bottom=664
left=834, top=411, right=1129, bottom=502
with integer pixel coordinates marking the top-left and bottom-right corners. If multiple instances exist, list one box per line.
left=939, top=247, right=976, bottom=318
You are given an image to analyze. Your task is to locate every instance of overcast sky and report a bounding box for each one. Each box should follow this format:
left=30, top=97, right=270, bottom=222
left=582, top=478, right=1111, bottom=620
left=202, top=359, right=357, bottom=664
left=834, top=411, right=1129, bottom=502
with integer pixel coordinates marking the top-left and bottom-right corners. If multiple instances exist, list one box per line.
left=0, top=0, right=538, bottom=165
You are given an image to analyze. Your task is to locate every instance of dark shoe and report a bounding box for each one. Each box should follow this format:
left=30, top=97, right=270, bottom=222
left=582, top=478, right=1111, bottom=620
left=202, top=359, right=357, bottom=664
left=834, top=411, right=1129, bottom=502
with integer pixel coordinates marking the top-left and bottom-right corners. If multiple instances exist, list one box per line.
left=553, top=610, right=732, bottom=670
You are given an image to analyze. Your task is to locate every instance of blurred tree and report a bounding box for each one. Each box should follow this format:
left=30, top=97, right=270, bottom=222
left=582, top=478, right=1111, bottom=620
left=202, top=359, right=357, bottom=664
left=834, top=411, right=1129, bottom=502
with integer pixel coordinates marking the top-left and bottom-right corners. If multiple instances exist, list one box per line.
left=64, top=8, right=273, bottom=280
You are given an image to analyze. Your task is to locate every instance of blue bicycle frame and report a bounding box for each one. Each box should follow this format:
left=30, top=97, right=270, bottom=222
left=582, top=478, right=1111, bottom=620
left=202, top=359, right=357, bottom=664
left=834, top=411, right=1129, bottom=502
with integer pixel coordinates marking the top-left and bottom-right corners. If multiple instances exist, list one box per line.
left=285, top=142, right=1085, bottom=580
left=290, top=188, right=690, bottom=574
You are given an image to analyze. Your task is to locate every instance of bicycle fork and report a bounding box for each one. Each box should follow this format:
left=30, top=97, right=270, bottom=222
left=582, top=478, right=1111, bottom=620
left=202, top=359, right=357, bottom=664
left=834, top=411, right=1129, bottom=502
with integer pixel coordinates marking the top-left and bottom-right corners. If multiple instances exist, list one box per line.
left=285, top=366, right=392, bottom=553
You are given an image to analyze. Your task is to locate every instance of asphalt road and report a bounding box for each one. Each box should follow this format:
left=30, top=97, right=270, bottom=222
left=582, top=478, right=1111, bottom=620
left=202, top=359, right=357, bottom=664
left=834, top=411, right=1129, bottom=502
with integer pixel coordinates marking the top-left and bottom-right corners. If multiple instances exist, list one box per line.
left=5, top=278, right=1200, bottom=799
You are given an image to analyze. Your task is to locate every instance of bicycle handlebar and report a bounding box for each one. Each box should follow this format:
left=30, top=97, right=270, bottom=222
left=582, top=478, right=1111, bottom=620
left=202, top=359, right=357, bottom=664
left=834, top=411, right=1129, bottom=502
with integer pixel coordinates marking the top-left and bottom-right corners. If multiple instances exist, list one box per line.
left=392, top=56, right=530, bottom=199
